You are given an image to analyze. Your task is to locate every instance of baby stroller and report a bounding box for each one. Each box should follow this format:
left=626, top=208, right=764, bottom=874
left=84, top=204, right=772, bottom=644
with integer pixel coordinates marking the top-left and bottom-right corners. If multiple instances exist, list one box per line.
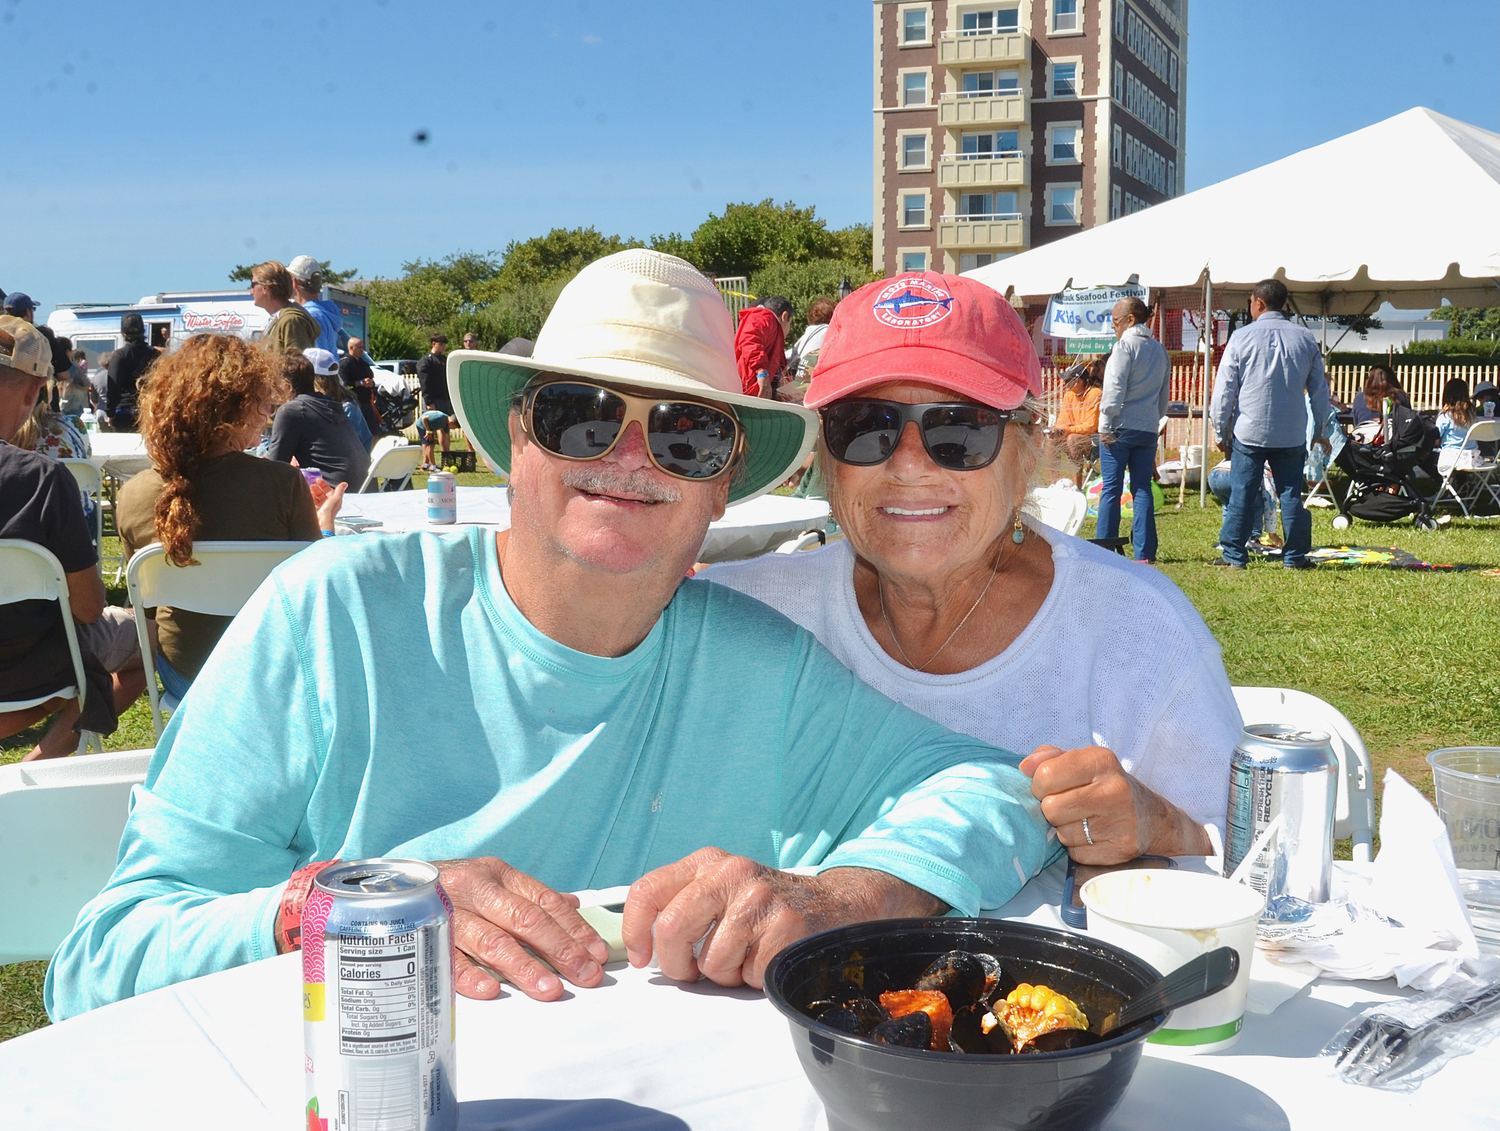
left=375, top=383, right=418, bottom=434
left=1332, top=404, right=1440, bottom=531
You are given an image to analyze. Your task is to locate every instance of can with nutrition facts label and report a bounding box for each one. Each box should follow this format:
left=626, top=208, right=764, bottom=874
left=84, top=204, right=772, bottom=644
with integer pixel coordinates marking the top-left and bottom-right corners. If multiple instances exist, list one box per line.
left=303, top=859, right=456, bottom=1131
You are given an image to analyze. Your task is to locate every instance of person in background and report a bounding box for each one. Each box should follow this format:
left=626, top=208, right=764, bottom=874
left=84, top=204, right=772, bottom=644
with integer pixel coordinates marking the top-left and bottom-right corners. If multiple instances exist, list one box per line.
left=787, top=297, right=836, bottom=382
left=58, top=344, right=91, bottom=416
left=1098, top=298, right=1170, bottom=564
left=287, top=255, right=343, bottom=355
left=0, top=316, right=146, bottom=761
left=307, top=347, right=373, bottom=452
left=106, top=312, right=158, bottom=431
left=1349, top=365, right=1409, bottom=426
left=338, top=336, right=383, bottom=437
left=15, top=393, right=91, bottom=461
left=462, top=331, right=480, bottom=351
left=1207, top=456, right=1276, bottom=550
left=267, top=349, right=370, bottom=487
left=252, top=261, right=320, bottom=353
left=89, top=350, right=111, bottom=409
left=1434, top=377, right=1477, bottom=474
left=735, top=295, right=792, bottom=398
left=3, top=291, right=37, bottom=322
left=117, top=335, right=343, bottom=702
left=416, top=332, right=454, bottom=471
left=1047, top=360, right=1102, bottom=487
left=1210, top=279, right=1331, bottom=571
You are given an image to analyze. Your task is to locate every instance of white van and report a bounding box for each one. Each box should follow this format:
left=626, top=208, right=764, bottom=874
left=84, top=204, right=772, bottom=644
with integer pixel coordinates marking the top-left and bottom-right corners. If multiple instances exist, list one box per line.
left=47, top=286, right=369, bottom=369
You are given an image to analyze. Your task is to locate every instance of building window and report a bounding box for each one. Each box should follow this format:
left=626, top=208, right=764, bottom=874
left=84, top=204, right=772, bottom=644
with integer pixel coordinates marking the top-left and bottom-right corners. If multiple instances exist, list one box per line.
left=900, top=131, right=930, bottom=170
left=1047, top=123, right=1081, bottom=164
left=901, top=250, right=929, bottom=272
left=1111, top=185, right=1122, bottom=219
left=1112, top=124, right=1122, bottom=167
left=901, top=5, right=929, bottom=45
left=1051, top=0, right=1080, bottom=34
left=959, top=253, right=997, bottom=272
left=901, top=71, right=929, bottom=106
left=901, top=192, right=929, bottom=228
left=1047, top=184, right=1081, bottom=225
left=1169, top=50, right=1179, bottom=91
left=961, top=69, right=1021, bottom=97
left=1168, top=108, right=1177, bottom=144
left=1051, top=61, right=1079, bottom=98
left=1113, top=61, right=1124, bottom=102
left=958, top=191, right=1019, bottom=219
left=960, top=129, right=1021, bottom=158
left=961, top=7, right=1020, bottom=35
left=1114, top=0, right=1126, bottom=39
left=1167, top=160, right=1176, bottom=195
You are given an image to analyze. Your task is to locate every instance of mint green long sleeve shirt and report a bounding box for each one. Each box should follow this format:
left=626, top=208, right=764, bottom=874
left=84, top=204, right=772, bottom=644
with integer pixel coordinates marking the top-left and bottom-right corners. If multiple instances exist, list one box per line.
left=46, top=529, right=1054, bottom=1019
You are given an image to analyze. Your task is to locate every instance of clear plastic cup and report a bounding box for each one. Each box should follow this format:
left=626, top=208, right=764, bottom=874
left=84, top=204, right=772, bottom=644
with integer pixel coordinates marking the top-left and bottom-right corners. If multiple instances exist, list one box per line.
left=1428, top=747, right=1500, bottom=871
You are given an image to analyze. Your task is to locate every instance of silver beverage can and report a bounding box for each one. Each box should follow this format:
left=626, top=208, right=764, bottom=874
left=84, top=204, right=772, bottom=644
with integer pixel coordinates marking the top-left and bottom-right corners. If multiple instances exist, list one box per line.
left=303, top=859, right=456, bottom=1131
left=426, top=471, right=456, bottom=525
left=1223, top=724, right=1338, bottom=905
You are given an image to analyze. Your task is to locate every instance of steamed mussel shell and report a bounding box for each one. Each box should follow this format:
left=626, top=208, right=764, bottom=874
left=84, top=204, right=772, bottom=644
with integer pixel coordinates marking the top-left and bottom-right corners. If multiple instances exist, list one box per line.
left=813, top=997, right=885, bottom=1037
left=948, top=1003, right=1015, bottom=1055
left=912, top=950, right=1005, bottom=1008
left=869, top=1011, right=932, bottom=1048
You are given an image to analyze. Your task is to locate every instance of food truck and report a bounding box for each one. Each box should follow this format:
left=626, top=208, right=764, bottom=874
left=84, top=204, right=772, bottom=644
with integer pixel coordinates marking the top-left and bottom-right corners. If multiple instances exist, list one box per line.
left=46, top=286, right=370, bottom=368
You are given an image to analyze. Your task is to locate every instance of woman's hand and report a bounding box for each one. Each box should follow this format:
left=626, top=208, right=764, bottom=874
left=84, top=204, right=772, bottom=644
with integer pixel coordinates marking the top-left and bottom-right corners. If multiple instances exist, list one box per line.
left=1020, top=745, right=1213, bottom=864
left=317, top=481, right=347, bottom=533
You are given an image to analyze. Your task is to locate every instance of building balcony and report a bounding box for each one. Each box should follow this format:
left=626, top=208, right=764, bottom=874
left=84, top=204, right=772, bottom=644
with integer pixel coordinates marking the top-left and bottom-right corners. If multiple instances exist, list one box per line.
left=938, top=31, right=1029, bottom=67
left=936, top=214, right=1028, bottom=251
left=938, top=92, right=1026, bottom=127
left=938, top=154, right=1027, bottom=188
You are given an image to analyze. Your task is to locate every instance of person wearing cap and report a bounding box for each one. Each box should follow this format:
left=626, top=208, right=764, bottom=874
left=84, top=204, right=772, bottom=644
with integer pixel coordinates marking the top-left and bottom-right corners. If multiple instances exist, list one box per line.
left=3, top=291, right=37, bottom=322
left=416, top=332, right=454, bottom=470
left=288, top=255, right=343, bottom=356
left=251, top=261, right=320, bottom=354
left=105, top=311, right=159, bottom=431
left=47, top=251, right=1054, bottom=1019
left=704, top=272, right=1239, bottom=868
left=0, top=315, right=148, bottom=760
left=265, top=348, right=370, bottom=486
left=308, top=346, right=373, bottom=450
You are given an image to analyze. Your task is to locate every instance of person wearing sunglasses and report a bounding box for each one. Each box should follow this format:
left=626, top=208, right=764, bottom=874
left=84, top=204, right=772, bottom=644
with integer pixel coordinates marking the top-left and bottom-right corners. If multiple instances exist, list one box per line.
left=705, top=273, right=1242, bottom=868
left=48, top=251, right=1057, bottom=1021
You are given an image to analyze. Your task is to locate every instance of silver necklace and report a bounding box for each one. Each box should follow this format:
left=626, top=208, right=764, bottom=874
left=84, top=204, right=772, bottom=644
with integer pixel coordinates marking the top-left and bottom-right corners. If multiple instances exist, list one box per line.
left=878, top=535, right=1007, bottom=673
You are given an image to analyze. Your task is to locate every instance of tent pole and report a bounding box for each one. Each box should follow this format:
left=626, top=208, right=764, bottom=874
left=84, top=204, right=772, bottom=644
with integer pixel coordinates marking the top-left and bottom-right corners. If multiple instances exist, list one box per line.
left=1201, top=275, right=1212, bottom=507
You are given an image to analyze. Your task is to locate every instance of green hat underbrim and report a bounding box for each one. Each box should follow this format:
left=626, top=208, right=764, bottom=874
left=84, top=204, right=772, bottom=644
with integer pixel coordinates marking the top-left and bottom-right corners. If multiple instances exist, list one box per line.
left=449, top=353, right=816, bottom=505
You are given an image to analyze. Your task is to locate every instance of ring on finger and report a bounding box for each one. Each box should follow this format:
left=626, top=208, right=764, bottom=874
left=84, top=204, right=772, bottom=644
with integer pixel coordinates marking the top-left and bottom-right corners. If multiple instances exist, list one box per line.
left=1081, top=817, right=1094, bottom=846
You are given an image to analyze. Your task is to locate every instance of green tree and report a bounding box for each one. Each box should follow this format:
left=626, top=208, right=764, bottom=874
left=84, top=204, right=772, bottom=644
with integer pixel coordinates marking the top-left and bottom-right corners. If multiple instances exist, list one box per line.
left=829, top=223, right=874, bottom=266
left=348, top=275, right=463, bottom=328
left=227, top=260, right=357, bottom=284
left=365, top=307, right=426, bottom=360
left=748, top=259, right=883, bottom=339
left=688, top=200, right=843, bottom=277
left=399, top=251, right=502, bottom=306
left=476, top=227, right=641, bottom=299
left=1430, top=305, right=1500, bottom=343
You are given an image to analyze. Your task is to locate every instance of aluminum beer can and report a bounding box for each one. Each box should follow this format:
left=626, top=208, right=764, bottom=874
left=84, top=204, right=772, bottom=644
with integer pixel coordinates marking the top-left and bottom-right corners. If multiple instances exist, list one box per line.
left=1223, top=724, right=1338, bottom=905
left=426, top=471, right=456, bottom=525
left=303, top=859, right=456, bottom=1131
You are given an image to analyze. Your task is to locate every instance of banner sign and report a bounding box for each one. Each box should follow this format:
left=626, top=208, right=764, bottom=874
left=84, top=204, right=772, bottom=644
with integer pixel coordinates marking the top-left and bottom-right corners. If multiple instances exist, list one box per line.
left=182, top=309, right=248, bottom=332
left=1041, top=284, right=1149, bottom=342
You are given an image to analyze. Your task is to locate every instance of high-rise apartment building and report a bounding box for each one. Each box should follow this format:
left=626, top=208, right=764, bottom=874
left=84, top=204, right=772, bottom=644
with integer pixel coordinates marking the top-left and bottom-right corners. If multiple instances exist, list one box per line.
left=872, top=0, right=1188, bottom=276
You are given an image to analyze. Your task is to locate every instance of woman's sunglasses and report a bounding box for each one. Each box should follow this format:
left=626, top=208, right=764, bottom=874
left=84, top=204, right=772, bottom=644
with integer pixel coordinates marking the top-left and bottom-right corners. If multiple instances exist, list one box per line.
left=522, top=379, right=742, bottom=482
left=821, top=399, right=1029, bottom=471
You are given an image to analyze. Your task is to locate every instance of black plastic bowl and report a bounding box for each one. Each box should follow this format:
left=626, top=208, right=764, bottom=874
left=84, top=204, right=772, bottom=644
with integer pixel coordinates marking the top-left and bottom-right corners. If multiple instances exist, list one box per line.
left=765, top=918, right=1168, bottom=1131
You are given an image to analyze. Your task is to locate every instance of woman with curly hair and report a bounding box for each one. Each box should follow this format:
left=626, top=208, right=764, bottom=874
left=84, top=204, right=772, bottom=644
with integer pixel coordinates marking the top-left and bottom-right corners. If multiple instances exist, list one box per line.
left=116, top=334, right=345, bottom=699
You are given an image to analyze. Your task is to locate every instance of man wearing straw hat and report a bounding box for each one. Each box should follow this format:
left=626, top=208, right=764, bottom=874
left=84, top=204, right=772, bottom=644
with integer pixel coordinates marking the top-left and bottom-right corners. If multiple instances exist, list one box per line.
left=48, top=251, right=1055, bottom=1019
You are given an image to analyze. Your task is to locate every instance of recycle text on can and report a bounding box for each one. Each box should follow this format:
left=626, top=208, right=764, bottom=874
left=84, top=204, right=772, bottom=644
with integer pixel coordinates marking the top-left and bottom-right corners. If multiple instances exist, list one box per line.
left=303, top=859, right=456, bottom=1131
left=1223, top=725, right=1338, bottom=906
left=426, top=471, right=456, bottom=525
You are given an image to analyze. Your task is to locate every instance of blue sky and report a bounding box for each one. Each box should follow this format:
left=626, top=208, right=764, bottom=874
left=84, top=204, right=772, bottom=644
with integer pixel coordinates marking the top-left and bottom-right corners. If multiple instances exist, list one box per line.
left=4, top=0, right=1496, bottom=316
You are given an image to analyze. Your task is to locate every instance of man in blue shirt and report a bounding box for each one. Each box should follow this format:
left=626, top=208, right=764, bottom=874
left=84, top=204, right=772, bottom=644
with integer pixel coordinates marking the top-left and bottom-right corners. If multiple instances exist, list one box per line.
left=46, top=251, right=1056, bottom=1020
left=1211, top=279, right=1331, bottom=570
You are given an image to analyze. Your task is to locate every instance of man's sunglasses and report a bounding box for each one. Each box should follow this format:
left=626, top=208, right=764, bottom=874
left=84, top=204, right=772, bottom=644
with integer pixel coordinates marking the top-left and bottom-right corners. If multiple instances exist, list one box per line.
left=821, top=398, right=1029, bottom=471
left=522, top=380, right=742, bottom=482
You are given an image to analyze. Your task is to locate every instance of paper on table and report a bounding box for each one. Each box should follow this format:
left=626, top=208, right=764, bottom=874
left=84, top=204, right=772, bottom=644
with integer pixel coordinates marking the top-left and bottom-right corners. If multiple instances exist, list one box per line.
left=1257, top=770, right=1500, bottom=991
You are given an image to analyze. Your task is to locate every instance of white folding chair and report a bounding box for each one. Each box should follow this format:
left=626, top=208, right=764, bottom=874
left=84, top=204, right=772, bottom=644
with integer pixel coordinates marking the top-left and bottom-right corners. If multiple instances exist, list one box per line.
left=1434, top=419, right=1500, bottom=518
left=1024, top=483, right=1088, bottom=536
left=774, top=529, right=829, bottom=554
left=0, top=748, right=152, bottom=964
left=60, top=458, right=106, bottom=576
left=125, top=541, right=307, bottom=738
left=359, top=436, right=423, bottom=493
left=1231, top=686, right=1376, bottom=862
left=0, top=540, right=102, bottom=756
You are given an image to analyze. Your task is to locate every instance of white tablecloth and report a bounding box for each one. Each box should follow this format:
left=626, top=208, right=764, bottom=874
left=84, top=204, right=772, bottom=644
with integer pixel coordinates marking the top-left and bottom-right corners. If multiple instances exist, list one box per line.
left=339, top=489, right=830, bottom=564
left=5, top=864, right=1496, bottom=1130
left=84, top=432, right=152, bottom=479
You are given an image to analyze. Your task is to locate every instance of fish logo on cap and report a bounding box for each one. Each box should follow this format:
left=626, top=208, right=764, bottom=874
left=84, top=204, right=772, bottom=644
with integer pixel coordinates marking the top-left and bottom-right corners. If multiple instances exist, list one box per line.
left=871, top=277, right=955, bottom=330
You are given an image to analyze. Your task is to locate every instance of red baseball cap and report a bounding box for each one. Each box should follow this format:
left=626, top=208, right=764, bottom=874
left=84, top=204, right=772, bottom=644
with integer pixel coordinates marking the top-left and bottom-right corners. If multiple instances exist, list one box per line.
left=805, top=272, right=1042, bottom=411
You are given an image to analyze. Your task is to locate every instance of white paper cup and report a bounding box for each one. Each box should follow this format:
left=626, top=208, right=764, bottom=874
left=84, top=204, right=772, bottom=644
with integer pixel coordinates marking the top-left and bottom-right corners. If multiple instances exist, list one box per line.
left=1080, top=870, right=1265, bottom=1054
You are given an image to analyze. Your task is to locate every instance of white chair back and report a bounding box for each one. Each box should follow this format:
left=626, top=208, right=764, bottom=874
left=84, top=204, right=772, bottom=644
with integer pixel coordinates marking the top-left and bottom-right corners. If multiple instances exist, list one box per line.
left=60, top=458, right=106, bottom=573
left=1024, top=484, right=1087, bottom=537
left=126, top=541, right=307, bottom=736
left=1230, top=686, right=1376, bottom=861
left=0, top=749, right=152, bottom=964
left=359, top=440, right=423, bottom=493
left=1435, top=419, right=1500, bottom=518
left=0, top=540, right=89, bottom=718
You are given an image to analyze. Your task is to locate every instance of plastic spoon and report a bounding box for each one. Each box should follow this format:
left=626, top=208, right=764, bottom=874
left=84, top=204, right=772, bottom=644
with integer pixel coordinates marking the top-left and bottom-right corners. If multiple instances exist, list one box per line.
left=1097, top=945, right=1241, bottom=1036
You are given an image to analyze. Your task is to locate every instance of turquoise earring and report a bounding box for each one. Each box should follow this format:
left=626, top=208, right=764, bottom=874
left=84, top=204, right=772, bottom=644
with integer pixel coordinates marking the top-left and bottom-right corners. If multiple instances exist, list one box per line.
left=1012, top=514, right=1025, bottom=544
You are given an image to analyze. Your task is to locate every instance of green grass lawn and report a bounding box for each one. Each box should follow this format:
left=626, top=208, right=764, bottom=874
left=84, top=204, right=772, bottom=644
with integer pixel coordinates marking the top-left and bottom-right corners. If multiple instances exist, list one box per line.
left=3, top=479, right=1496, bottom=1042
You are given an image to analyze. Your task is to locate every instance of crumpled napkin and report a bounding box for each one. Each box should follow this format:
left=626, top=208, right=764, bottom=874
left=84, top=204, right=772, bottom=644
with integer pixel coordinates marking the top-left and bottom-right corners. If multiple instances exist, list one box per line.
left=1256, top=770, right=1500, bottom=991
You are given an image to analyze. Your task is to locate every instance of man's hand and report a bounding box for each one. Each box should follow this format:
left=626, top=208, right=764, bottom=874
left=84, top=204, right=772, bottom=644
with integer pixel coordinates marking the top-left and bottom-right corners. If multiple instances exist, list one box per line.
left=1313, top=436, right=1332, bottom=454
left=1216, top=438, right=1232, bottom=455
left=1019, top=746, right=1213, bottom=864
left=433, top=857, right=610, bottom=1001
left=621, top=848, right=943, bottom=989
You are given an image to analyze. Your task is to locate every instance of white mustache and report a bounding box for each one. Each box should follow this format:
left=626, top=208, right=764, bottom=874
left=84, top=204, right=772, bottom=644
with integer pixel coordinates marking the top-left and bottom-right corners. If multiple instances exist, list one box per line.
left=559, top=464, right=682, bottom=504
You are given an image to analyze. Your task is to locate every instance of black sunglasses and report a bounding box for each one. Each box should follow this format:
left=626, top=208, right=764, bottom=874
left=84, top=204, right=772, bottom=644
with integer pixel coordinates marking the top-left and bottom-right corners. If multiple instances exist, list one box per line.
left=523, top=380, right=742, bottom=482
left=822, top=399, right=1027, bottom=471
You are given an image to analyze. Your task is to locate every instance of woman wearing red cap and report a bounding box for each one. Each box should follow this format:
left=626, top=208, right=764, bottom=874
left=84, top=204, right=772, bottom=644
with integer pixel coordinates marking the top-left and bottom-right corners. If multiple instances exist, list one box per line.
left=704, top=272, right=1241, bottom=864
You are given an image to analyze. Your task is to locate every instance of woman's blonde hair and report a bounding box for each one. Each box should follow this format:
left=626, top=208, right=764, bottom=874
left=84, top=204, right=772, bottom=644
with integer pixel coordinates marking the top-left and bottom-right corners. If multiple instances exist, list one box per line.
left=136, top=335, right=288, bottom=566
left=11, top=397, right=58, bottom=452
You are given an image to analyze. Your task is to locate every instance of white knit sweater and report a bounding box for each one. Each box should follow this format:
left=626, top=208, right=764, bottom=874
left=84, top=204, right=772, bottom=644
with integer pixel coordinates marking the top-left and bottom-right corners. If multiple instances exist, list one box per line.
left=702, top=523, right=1239, bottom=848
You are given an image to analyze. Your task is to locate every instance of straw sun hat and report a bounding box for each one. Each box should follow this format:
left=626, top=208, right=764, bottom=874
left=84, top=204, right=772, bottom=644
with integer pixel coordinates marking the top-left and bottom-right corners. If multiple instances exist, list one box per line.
left=448, top=250, right=817, bottom=504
